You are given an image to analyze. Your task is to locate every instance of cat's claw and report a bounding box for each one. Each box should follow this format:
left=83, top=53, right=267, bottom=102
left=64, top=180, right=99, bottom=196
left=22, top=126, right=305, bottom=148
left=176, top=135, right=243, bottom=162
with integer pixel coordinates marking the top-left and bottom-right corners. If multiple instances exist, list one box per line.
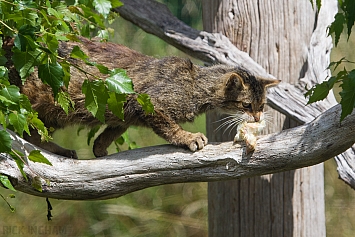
left=187, top=132, right=208, bottom=152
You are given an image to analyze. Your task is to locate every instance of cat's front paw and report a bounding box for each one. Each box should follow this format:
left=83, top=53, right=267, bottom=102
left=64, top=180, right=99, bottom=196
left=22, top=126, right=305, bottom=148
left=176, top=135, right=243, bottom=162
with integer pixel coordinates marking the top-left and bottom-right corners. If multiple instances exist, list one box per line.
left=186, top=132, right=208, bottom=152
left=58, top=149, right=78, bottom=159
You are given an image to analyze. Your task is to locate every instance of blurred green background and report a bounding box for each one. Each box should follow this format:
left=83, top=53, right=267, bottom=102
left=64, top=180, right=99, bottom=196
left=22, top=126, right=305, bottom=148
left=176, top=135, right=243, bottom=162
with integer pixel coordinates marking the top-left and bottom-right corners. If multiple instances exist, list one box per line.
left=1, top=1, right=355, bottom=236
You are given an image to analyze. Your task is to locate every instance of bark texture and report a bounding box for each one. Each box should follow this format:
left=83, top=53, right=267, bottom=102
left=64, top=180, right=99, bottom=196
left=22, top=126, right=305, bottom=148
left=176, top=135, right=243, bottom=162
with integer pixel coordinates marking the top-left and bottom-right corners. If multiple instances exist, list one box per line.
left=0, top=104, right=353, bottom=200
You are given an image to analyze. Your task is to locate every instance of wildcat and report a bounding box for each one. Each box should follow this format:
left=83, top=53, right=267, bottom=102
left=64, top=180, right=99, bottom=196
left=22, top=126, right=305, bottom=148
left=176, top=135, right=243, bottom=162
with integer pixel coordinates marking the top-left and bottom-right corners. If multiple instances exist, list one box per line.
left=20, top=37, right=280, bottom=158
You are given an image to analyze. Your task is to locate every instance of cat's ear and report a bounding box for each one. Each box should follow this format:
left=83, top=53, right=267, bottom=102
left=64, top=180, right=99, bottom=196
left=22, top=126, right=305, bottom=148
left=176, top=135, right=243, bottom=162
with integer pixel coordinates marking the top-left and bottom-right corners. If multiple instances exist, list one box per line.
left=226, top=73, right=246, bottom=90
left=260, top=78, right=281, bottom=88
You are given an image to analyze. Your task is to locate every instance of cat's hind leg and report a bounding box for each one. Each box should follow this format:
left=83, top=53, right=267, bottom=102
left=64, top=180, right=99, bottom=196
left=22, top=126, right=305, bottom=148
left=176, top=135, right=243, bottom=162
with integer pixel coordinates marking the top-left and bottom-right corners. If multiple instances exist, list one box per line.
left=93, top=125, right=129, bottom=157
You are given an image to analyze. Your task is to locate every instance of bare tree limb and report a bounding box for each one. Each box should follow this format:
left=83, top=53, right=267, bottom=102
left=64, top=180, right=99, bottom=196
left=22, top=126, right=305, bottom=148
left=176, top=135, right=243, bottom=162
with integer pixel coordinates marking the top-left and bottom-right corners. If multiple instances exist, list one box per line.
left=0, top=103, right=354, bottom=200
left=116, top=0, right=355, bottom=189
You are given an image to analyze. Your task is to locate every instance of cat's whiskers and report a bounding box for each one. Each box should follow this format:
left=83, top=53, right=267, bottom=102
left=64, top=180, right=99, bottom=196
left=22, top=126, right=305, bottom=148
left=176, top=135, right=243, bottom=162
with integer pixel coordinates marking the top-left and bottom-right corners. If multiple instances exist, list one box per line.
left=214, top=113, right=246, bottom=135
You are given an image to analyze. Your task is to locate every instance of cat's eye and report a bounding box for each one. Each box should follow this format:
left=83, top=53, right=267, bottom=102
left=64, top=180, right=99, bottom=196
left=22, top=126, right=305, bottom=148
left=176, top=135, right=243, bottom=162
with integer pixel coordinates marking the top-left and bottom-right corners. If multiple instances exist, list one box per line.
left=260, top=104, right=265, bottom=110
left=242, top=102, right=251, bottom=108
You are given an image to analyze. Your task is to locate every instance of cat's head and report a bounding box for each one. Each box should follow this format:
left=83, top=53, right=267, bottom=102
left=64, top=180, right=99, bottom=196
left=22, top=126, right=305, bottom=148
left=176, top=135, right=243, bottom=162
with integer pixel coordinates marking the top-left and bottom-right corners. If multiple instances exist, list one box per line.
left=218, top=69, right=280, bottom=122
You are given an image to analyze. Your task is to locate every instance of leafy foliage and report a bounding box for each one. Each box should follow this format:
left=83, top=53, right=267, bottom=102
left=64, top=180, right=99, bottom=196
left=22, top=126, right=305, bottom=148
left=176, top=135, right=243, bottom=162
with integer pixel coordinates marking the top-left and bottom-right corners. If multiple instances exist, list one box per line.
left=0, top=0, right=154, bottom=193
left=306, top=0, right=355, bottom=121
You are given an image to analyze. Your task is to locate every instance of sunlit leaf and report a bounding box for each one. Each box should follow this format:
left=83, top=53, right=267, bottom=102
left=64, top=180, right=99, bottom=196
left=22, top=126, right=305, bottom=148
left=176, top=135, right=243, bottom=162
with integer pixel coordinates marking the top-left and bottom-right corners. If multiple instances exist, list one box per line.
left=57, top=91, right=75, bottom=115
left=8, top=112, right=28, bottom=137
left=93, top=0, right=112, bottom=18
left=28, top=150, right=52, bottom=166
left=0, top=85, right=21, bottom=105
left=0, top=175, right=16, bottom=191
left=107, top=92, right=126, bottom=120
left=106, top=69, right=134, bottom=94
left=137, top=93, right=155, bottom=114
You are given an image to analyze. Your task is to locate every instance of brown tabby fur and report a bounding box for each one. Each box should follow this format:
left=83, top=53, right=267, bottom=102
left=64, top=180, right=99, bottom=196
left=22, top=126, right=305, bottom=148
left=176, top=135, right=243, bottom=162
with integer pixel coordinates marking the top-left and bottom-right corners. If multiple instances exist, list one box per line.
left=21, top=38, right=280, bottom=158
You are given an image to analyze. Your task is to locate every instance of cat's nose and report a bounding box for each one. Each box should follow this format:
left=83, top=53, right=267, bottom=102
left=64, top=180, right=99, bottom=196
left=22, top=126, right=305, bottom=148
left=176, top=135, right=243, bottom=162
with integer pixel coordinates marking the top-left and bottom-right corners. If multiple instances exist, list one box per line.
left=254, top=116, right=260, bottom=122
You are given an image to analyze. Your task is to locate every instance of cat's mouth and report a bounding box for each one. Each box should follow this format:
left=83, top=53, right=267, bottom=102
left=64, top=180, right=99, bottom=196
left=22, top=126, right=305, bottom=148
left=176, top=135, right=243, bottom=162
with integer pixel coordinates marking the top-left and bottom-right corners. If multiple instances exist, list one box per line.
left=214, top=111, right=263, bottom=134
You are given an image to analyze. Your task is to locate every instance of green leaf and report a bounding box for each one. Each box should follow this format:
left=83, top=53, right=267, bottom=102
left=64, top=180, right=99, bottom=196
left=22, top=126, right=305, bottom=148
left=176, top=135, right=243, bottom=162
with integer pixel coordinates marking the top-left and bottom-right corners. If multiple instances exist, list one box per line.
left=305, top=82, right=330, bottom=104
left=82, top=79, right=109, bottom=123
left=38, top=62, right=64, bottom=97
left=107, top=92, right=126, bottom=120
left=32, top=176, right=42, bottom=192
left=42, top=33, right=59, bottom=53
left=0, top=111, right=7, bottom=129
left=12, top=49, right=41, bottom=79
left=344, top=0, right=355, bottom=38
left=329, top=13, right=346, bottom=46
left=0, top=130, right=12, bottom=153
left=87, top=125, right=101, bottom=145
left=106, top=69, right=135, bottom=94
left=95, top=64, right=110, bottom=74
left=70, top=45, right=89, bottom=61
left=93, top=0, right=112, bottom=18
left=61, top=61, right=71, bottom=88
left=8, top=112, right=28, bottom=137
left=137, top=93, right=155, bottom=114
left=339, top=70, right=355, bottom=121
left=14, top=25, right=39, bottom=51
left=0, top=85, right=21, bottom=105
left=0, top=95, right=16, bottom=105
left=110, top=0, right=123, bottom=8
left=0, top=66, right=9, bottom=79
left=9, top=150, right=28, bottom=181
left=27, top=114, right=50, bottom=141
left=57, top=91, right=75, bottom=115
left=0, top=175, right=16, bottom=191
left=28, top=150, right=52, bottom=166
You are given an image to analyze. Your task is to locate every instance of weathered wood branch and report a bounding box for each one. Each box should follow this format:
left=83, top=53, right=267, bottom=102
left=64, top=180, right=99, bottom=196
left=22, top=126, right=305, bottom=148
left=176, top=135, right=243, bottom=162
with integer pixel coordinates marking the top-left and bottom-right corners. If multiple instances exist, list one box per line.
left=116, top=0, right=355, bottom=189
left=0, top=103, right=354, bottom=200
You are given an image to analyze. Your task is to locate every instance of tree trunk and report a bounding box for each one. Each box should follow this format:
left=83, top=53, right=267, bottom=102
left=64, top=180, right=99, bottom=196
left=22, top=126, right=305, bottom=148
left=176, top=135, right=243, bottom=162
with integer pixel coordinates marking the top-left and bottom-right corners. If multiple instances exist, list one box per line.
left=204, top=1, right=326, bottom=236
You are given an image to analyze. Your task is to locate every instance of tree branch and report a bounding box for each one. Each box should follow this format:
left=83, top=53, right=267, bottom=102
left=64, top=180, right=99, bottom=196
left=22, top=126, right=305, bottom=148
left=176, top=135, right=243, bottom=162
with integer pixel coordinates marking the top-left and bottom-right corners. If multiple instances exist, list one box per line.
left=0, top=104, right=354, bottom=200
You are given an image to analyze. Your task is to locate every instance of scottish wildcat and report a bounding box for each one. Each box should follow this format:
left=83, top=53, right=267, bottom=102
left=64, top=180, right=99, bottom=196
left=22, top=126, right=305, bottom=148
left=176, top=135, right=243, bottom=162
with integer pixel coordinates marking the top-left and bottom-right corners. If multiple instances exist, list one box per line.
left=21, top=37, right=279, bottom=158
